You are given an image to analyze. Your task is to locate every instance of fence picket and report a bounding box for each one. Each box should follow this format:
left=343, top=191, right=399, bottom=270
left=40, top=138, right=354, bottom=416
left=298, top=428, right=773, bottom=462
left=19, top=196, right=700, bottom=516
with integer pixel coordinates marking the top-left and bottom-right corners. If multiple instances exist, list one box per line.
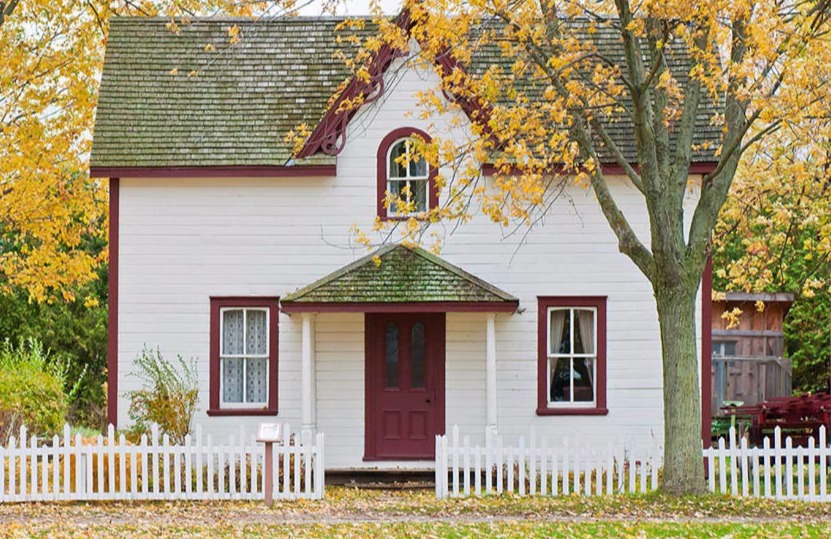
left=718, top=437, right=727, bottom=494
left=463, top=436, right=471, bottom=496
left=762, top=436, right=772, bottom=498
left=605, top=444, right=613, bottom=495
left=740, top=436, right=749, bottom=497
left=540, top=439, right=547, bottom=496
left=452, top=426, right=460, bottom=497
left=752, top=446, right=760, bottom=498
left=529, top=429, right=536, bottom=496
left=19, top=427, right=26, bottom=499
left=517, top=436, right=525, bottom=496
left=496, top=437, right=503, bottom=495
left=485, top=436, right=493, bottom=495
left=808, top=437, right=816, bottom=501
left=785, top=436, right=794, bottom=499
left=506, top=443, right=514, bottom=494
left=821, top=426, right=828, bottom=501
left=774, top=428, right=783, bottom=499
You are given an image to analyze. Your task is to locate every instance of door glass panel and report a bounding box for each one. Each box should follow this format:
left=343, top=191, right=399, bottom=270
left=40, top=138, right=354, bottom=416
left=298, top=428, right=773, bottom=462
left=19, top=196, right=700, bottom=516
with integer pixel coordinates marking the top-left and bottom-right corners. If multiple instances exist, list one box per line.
left=411, top=322, right=426, bottom=388
left=385, top=323, right=399, bottom=388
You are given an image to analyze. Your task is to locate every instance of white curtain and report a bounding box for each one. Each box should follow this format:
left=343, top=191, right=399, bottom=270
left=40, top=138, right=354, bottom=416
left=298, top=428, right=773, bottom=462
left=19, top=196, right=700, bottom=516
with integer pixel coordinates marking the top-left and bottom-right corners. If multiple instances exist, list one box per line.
left=577, top=310, right=595, bottom=355
left=223, top=310, right=244, bottom=355
left=577, top=309, right=595, bottom=386
left=549, top=310, right=567, bottom=355
left=246, top=310, right=267, bottom=355
left=246, top=358, right=268, bottom=403
left=223, top=358, right=244, bottom=403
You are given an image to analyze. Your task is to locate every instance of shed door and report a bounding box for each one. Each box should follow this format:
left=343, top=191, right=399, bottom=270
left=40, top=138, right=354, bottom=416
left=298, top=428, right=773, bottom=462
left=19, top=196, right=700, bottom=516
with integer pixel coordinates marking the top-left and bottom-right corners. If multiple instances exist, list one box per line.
left=365, top=313, right=445, bottom=460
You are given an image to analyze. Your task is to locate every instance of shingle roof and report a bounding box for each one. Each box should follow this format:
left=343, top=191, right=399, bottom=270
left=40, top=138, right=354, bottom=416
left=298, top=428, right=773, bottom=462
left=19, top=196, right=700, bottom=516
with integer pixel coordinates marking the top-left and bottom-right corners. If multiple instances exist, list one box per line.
left=91, top=16, right=722, bottom=170
left=92, top=17, right=365, bottom=169
left=281, top=244, right=518, bottom=306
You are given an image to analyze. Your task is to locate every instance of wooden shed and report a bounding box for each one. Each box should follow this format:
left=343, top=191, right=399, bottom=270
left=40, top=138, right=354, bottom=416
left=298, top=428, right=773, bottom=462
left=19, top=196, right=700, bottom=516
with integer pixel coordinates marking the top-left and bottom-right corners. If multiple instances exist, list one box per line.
left=710, top=292, right=794, bottom=417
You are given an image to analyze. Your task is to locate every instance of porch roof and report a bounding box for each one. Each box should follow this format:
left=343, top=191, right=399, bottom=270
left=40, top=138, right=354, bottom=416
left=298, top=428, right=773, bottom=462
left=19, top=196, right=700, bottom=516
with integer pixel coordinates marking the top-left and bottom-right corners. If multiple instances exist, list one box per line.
left=280, top=244, right=518, bottom=313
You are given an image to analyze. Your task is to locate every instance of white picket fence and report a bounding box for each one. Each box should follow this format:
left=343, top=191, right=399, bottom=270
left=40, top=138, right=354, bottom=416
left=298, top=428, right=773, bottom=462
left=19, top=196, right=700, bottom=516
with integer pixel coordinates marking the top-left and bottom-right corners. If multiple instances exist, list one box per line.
left=0, top=423, right=324, bottom=502
left=706, top=426, right=831, bottom=501
left=436, top=425, right=831, bottom=500
left=435, top=426, right=661, bottom=498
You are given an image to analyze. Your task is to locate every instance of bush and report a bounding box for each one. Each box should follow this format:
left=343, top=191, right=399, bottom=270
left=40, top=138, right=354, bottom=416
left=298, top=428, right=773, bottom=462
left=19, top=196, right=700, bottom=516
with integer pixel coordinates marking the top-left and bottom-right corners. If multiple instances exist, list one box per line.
left=127, top=346, right=198, bottom=445
left=0, top=339, right=72, bottom=443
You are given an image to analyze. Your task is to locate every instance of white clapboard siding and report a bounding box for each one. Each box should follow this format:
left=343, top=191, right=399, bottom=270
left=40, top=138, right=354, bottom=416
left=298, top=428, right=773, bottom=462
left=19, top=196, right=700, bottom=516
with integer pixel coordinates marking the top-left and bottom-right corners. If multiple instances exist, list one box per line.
left=435, top=425, right=660, bottom=499
left=0, top=423, right=323, bottom=503
left=437, top=425, right=831, bottom=500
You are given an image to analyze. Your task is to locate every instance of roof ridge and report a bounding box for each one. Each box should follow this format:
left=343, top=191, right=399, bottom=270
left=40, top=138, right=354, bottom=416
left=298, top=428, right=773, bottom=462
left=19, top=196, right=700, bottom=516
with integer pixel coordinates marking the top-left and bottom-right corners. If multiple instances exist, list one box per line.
left=109, top=15, right=364, bottom=23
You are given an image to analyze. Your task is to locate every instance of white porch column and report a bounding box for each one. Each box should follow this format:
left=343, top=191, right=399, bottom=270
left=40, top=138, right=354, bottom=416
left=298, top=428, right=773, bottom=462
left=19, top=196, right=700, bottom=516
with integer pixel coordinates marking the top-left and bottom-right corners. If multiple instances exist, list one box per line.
left=486, top=313, right=498, bottom=443
left=301, top=313, right=317, bottom=442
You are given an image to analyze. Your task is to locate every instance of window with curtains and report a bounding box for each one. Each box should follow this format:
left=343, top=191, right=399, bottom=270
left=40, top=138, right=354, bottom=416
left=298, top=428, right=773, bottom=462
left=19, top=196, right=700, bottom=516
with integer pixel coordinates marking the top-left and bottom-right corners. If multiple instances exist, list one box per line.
left=220, top=307, right=269, bottom=406
left=538, top=297, right=607, bottom=415
left=547, top=307, right=597, bottom=405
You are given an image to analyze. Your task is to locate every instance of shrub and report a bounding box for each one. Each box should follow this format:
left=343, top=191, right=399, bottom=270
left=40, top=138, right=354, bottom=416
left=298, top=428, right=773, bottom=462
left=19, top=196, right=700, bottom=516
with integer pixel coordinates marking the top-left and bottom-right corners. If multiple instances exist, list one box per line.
left=0, top=339, right=71, bottom=443
left=127, top=346, right=199, bottom=445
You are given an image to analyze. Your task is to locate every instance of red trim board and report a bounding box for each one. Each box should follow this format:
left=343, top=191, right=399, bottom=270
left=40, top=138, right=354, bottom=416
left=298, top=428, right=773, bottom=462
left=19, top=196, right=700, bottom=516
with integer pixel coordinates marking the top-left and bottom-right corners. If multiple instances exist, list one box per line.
left=107, top=178, right=120, bottom=427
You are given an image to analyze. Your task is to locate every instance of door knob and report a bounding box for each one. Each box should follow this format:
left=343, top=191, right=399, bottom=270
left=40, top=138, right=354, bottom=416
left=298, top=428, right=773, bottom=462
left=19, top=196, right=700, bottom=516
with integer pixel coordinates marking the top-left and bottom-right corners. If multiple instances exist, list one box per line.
left=425, top=398, right=432, bottom=404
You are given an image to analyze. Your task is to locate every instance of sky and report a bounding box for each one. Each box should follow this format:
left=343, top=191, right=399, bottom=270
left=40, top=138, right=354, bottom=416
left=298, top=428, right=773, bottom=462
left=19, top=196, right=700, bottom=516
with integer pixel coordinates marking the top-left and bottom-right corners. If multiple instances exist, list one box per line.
left=294, top=0, right=403, bottom=16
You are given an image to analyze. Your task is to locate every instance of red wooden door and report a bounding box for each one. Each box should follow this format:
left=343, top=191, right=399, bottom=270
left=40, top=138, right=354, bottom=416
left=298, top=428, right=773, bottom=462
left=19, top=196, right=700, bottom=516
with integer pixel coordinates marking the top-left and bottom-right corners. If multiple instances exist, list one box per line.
left=365, top=313, right=445, bottom=460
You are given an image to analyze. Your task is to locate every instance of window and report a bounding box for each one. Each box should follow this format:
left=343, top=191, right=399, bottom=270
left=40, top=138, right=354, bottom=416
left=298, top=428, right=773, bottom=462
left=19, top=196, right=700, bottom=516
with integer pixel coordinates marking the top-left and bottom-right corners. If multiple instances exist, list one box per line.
left=377, top=128, right=438, bottom=219
left=712, top=340, right=737, bottom=357
left=537, top=297, right=607, bottom=416
left=387, top=139, right=429, bottom=215
left=209, top=297, right=278, bottom=416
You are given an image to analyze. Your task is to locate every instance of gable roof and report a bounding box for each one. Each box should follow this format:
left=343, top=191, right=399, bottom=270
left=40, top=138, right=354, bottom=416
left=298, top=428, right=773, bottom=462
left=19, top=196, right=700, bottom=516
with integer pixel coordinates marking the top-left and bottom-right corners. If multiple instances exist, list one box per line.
left=91, top=16, right=722, bottom=176
left=91, top=17, right=368, bottom=175
left=280, top=244, right=518, bottom=312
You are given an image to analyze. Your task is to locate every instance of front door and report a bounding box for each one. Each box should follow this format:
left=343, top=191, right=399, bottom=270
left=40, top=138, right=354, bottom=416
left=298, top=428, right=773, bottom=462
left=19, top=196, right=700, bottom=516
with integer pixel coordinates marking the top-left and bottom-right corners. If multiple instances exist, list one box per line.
left=365, top=313, right=445, bottom=460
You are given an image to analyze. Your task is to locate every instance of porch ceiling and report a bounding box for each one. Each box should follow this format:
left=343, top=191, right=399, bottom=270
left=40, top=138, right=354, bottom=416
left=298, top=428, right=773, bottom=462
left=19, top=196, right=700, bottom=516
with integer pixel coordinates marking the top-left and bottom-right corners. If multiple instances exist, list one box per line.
left=280, top=244, right=518, bottom=313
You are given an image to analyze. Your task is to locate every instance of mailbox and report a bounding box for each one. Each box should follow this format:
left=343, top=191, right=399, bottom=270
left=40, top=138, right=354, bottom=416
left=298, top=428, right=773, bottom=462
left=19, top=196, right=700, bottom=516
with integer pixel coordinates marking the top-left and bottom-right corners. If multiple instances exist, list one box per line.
left=257, top=422, right=283, bottom=444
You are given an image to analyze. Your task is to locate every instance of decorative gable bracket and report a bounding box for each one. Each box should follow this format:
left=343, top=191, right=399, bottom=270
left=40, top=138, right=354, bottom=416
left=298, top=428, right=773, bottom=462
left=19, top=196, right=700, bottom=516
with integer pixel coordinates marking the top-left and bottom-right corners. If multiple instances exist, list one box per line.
left=295, top=9, right=492, bottom=159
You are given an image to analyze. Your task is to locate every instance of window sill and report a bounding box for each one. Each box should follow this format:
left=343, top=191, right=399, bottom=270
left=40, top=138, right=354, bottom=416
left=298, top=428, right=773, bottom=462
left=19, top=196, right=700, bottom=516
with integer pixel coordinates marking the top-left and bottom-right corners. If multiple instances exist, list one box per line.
left=536, top=407, right=608, bottom=416
left=378, top=213, right=434, bottom=222
left=207, top=408, right=277, bottom=417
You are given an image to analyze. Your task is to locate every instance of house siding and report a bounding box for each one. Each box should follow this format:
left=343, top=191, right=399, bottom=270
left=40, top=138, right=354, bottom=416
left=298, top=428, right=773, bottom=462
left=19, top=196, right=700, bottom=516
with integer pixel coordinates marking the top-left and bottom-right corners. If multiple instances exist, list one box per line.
left=115, top=52, right=702, bottom=467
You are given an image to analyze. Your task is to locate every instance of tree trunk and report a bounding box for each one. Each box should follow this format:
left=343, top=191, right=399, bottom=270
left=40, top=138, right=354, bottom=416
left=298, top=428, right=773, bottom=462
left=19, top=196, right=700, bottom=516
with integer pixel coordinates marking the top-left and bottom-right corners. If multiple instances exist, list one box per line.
left=655, top=282, right=708, bottom=494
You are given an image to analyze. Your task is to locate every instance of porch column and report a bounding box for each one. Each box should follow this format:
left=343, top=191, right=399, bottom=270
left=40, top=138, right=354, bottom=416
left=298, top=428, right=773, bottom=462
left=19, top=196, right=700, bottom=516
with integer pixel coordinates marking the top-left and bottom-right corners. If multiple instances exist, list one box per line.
left=486, top=313, right=498, bottom=442
left=301, top=313, right=316, bottom=442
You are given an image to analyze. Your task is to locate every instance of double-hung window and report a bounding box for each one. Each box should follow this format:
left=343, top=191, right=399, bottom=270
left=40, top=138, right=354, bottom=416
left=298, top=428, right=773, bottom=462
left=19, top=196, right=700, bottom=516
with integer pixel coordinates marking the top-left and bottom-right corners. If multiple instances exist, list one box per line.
left=537, top=297, right=607, bottom=415
left=221, top=307, right=269, bottom=406
left=387, top=138, right=429, bottom=216
left=209, top=298, right=278, bottom=415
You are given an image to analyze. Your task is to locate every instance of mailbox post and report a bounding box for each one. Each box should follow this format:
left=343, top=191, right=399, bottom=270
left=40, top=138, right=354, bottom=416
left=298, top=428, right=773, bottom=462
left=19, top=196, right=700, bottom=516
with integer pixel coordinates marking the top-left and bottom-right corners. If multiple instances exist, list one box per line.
left=257, top=423, right=283, bottom=506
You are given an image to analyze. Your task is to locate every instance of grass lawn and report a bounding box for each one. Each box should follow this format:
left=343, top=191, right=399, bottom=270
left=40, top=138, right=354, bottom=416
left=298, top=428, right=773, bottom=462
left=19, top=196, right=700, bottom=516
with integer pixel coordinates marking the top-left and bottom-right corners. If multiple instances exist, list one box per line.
left=1, top=487, right=830, bottom=537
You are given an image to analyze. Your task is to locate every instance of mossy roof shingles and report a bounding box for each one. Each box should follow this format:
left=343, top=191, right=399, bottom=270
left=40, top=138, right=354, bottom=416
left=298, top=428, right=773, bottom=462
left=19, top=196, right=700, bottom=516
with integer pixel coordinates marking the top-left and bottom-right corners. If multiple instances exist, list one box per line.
left=91, top=17, right=366, bottom=169
left=281, top=244, right=518, bottom=306
left=91, top=16, right=722, bottom=170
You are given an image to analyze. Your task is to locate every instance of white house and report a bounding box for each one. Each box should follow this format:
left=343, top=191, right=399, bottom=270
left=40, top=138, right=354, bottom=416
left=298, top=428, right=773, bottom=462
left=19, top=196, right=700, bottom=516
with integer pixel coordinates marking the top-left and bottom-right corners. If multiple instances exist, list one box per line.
left=91, top=15, right=716, bottom=470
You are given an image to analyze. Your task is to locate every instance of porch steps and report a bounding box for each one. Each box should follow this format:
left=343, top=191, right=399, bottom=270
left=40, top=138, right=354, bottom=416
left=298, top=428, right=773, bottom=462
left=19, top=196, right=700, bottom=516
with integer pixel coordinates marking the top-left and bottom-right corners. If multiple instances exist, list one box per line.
left=326, top=469, right=435, bottom=490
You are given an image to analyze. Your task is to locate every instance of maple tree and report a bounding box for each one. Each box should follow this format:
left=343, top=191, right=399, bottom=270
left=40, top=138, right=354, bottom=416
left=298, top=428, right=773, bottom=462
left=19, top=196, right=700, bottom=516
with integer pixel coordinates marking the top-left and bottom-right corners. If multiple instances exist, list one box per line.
left=0, top=0, right=286, bottom=303
left=338, top=0, right=831, bottom=493
left=715, top=128, right=831, bottom=393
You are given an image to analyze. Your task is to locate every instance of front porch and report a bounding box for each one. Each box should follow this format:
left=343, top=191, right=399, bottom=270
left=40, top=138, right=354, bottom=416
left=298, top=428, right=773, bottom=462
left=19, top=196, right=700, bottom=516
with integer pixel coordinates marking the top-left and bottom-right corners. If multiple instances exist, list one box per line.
left=281, top=244, right=518, bottom=469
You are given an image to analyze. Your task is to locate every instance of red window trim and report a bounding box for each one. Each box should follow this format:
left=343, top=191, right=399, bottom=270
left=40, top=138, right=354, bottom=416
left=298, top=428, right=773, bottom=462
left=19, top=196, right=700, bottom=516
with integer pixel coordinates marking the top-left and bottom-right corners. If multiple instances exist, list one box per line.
left=208, top=297, right=279, bottom=416
left=537, top=296, right=608, bottom=416
left=376, top=127, right=439, bottom=221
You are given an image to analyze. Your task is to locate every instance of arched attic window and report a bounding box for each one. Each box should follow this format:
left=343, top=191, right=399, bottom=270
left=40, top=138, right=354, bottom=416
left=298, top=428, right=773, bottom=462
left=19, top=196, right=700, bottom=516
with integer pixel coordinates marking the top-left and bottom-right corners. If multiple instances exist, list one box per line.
left=377, top=128, right=438, bottom=219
